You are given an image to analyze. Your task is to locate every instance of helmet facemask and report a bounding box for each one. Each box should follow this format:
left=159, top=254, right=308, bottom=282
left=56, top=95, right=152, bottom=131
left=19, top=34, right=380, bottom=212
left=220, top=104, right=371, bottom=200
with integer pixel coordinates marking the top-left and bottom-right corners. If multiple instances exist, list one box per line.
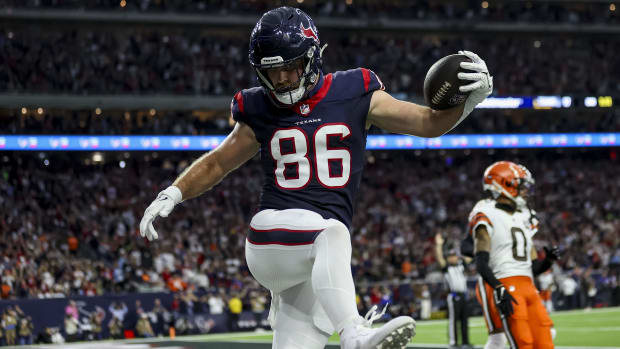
left=515, top=166, right=535, bottom=210
left=253, top=45, right=322, bottom=106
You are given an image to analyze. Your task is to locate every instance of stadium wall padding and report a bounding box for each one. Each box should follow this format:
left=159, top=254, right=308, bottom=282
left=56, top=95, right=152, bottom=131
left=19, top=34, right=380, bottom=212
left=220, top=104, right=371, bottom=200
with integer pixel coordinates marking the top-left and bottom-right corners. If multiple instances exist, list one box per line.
left=0, top=292, right=266, bottom=338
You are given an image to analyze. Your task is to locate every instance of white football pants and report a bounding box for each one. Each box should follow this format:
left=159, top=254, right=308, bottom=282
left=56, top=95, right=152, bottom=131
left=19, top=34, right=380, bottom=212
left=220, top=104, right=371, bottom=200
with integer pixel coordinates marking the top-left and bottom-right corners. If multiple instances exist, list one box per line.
left=245, top=209, right=359, bottom=349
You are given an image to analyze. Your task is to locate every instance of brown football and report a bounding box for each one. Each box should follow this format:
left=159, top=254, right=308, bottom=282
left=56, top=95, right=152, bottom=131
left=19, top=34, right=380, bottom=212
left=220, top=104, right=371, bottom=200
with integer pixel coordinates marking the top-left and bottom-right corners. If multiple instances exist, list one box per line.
left=423, top=54, right=473, bottom=110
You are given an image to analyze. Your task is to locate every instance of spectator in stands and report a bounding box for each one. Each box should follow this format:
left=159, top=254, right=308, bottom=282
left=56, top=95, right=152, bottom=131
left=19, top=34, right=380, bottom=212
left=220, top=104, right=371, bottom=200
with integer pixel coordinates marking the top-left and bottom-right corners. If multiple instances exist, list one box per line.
left=420, top=285, right=432, bottom=320
left=17, top=315, right=34, bottom=345
left=2, top=308, right=17, bottom=346
left=167, top=273, right=187, bottom=293
left=65, top=300, right=78, bottom=321
left=171, top=293, right=181, bottom=316
left=182, top=287, right=198, bottom=316
left=68, top=235, right=79, bottom=255
left=136, top=313, right=155, bottom=338
left=89, top=312, right=103, bottom=340
left=108, top=301, right=128, bottom=324
left=197, top=294, right=210, bottom=314
left=126, top=300, right=143, bottom=334
left=151, top=298, right=169, bottom=336
left=1, top=279, right=11, bottom=299
left=250, top=290, right=267, bottom=329
left=108, top=317, right=122, bottom=339
left=227, top=292, right=242, bottom=332
left=208, top=291, right=225, bottom=316
left=64, top=313, right=79, bottom=342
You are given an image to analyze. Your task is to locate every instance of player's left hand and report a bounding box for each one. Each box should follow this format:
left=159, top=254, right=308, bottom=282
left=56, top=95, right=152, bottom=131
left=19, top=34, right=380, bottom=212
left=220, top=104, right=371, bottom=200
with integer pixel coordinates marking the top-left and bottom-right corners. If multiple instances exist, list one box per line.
left=456, top=50, right=493, bottom=119
left=493, top=285, right=518, bottom=317
left=544, top=246, right=561, bottom=261
left=458, top=50, right=493, bottom=95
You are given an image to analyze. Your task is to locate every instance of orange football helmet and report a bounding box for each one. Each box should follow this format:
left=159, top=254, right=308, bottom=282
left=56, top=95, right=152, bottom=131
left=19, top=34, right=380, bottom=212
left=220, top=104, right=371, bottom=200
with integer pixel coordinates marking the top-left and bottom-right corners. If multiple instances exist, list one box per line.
left=482, top=161, right=534, bottom=208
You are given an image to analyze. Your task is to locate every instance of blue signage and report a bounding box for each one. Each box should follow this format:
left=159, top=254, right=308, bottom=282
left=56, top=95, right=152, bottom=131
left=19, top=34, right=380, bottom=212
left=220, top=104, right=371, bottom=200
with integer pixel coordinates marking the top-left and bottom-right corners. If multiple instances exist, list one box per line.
left=0, top=133, right=617, bottom=151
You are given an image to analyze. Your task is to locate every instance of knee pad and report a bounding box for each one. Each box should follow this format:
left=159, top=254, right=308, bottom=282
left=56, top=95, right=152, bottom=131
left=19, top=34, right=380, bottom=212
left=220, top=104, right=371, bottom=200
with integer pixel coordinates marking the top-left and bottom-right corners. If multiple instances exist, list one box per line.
left=320, top=220, right=350, bottom=241
left=550, top=327, right=556, bottom=340
left=313, top=220, right=351, bottom=259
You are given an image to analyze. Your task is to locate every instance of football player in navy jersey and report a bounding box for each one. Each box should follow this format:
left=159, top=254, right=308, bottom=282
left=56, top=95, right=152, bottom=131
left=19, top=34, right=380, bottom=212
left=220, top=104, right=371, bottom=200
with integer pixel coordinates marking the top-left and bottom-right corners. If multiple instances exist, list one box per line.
left=140, top=7, right=493, bottom=349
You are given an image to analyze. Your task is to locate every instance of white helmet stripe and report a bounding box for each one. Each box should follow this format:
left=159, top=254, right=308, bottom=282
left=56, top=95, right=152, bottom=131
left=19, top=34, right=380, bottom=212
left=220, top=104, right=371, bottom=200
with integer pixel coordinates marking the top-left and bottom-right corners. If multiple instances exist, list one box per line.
left=508, top=163, right=521, bottom=179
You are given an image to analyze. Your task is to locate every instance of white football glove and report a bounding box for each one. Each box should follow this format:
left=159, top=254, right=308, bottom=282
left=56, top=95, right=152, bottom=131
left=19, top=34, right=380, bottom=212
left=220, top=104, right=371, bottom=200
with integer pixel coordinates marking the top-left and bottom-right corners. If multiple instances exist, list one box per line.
left=139, top=186, right=183, bottom=241
left=446, top=50, right=493, bottom=133
left=458, top=50, right=493, bottom=116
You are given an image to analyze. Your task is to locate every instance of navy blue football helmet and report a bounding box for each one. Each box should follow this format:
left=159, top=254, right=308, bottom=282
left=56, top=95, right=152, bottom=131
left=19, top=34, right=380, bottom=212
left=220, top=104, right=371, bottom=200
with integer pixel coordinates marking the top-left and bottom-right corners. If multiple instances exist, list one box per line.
left=249, top=7, right=325, bottom=106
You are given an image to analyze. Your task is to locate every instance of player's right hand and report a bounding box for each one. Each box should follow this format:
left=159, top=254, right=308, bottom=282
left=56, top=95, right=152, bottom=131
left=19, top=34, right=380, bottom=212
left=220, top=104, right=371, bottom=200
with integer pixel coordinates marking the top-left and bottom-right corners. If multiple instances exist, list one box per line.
left=139, top=186, right=183, bottom=241
left=493, top=285, right=518, bottom=317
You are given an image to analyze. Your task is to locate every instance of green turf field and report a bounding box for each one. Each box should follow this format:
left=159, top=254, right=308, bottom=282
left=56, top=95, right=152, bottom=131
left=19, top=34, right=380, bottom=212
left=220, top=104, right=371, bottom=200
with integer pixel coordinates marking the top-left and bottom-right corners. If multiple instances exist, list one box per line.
left=200, top=307, right=620, bottom=347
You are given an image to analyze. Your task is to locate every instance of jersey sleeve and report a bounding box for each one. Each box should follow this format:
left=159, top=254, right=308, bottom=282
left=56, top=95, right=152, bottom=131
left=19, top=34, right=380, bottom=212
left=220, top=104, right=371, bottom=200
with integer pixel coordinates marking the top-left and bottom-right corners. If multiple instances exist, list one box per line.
left=467, top=210, right=494, bottom=237
left=359, top=68, right=385, bottom=94
left=230, top=91, right=247, bottom=125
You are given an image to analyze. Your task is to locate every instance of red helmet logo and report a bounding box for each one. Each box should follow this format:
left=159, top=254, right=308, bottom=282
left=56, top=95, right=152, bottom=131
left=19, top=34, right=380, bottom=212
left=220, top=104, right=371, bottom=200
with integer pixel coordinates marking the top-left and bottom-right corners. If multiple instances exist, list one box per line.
left=300, top=23, right=318, bottom=43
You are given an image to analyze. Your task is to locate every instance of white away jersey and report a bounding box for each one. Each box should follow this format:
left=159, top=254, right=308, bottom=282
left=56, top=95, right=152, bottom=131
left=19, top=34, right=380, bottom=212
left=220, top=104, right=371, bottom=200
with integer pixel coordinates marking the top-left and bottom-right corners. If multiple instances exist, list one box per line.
left=468, top=199, right=538, bottom=280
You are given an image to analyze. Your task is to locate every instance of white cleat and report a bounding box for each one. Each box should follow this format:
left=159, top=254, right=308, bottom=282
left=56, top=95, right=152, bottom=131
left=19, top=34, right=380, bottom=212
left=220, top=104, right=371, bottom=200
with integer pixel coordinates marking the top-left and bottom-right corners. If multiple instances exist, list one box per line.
left=340, top=305, right=416, bottom=349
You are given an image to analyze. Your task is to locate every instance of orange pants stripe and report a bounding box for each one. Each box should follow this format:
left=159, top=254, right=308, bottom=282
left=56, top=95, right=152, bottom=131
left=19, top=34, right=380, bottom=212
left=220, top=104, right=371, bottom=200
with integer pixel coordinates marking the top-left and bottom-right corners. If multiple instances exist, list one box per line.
left=475, top=275, right=554, bottom=349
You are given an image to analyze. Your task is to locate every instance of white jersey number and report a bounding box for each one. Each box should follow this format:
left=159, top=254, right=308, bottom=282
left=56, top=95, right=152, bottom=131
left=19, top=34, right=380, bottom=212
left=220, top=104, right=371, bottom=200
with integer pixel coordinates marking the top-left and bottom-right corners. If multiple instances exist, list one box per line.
left=270, top=128, right=311, bottom=189
left=270, top=124, right=352, bottom=189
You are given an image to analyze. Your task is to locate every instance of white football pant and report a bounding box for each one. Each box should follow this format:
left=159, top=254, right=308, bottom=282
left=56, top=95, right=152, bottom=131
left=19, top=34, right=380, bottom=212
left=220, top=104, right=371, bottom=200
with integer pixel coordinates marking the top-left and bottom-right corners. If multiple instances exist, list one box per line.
left=245, top=209, right=359, bottom=349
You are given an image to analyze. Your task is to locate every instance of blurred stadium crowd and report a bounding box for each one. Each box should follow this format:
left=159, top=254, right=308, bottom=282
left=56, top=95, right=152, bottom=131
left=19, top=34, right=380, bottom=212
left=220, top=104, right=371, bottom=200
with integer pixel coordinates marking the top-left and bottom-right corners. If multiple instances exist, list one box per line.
left=1, top=150, right=619, bottom=316
left=4, top=0, right=619, bottom=23
left=1, top=28, right=618, bottom=96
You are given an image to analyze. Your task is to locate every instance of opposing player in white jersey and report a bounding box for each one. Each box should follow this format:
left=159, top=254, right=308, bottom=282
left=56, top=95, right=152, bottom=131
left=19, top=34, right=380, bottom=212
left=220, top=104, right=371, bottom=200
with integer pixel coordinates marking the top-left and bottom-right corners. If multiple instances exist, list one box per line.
left=537, top=270, right=554, bottom=313
left=469, top=161, right=560, bottom=349
left=138, top=6, right=493, bottom=349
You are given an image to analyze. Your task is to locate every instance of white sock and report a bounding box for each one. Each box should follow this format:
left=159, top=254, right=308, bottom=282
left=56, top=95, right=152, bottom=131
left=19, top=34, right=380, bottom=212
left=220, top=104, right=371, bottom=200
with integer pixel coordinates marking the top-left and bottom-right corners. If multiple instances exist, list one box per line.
left=550, top=327, right=556, bottom=340
left=311, top=221, right=360, bottom=332
left=484, top=333, right=507, bottom=349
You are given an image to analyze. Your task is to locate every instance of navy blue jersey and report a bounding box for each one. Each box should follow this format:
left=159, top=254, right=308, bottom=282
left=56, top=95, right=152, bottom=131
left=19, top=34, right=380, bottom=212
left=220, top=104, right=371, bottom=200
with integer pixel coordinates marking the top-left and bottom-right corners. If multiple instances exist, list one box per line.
left=231, top=68, right=384, bottom=229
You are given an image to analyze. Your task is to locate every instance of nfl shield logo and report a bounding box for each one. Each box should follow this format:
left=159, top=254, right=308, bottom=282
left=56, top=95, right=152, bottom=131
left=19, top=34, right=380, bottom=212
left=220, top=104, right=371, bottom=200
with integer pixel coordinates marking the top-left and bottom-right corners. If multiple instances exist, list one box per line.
left=300, top=104, right=310, bottom=115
